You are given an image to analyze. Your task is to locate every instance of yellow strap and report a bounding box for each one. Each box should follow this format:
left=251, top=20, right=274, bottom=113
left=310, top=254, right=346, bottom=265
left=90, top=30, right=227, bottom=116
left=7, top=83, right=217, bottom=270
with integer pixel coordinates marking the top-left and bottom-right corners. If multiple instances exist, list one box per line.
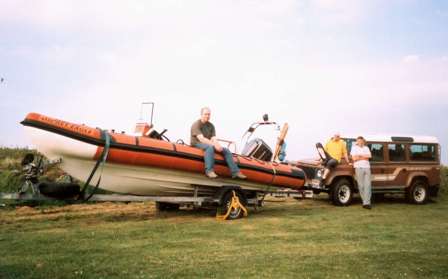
left=216, top=190, right=248, bottom=221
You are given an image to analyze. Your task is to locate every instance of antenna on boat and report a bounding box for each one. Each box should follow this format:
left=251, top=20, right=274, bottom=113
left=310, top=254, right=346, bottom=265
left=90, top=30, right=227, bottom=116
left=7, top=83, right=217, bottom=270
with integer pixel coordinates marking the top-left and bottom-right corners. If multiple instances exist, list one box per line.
left=139, top=102, right=155, bottom=126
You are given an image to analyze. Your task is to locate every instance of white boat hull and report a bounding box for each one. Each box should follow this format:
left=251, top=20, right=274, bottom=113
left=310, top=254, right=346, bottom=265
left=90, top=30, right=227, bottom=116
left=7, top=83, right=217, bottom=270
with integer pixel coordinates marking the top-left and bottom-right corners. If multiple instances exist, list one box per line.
left=25, top=127, right=275, bottom=196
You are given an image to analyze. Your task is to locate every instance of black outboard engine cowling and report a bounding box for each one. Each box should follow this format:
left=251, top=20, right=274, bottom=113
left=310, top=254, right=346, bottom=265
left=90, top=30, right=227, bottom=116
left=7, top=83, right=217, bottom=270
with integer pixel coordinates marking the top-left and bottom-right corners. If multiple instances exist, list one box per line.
left=39, top=182, right=81, bottom=199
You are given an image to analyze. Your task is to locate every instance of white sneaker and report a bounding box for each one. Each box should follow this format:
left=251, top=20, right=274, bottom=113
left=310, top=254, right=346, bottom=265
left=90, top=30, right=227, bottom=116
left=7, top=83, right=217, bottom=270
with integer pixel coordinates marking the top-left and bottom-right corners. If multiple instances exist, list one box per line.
left=206, top=171, right=218, bottom=179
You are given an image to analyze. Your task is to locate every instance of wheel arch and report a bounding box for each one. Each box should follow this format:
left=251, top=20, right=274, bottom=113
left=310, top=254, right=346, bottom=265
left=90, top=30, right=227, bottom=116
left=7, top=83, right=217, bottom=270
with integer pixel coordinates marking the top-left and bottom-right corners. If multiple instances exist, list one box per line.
left=329, top=175, right=356, bottom=191
left=406, top=173, right=429, bottom=188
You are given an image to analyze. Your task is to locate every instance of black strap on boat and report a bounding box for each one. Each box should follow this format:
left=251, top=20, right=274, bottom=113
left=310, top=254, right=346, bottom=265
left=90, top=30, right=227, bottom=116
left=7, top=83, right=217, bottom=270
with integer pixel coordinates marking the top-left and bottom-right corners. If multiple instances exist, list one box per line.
left=78, top=130, right=111, bottom=201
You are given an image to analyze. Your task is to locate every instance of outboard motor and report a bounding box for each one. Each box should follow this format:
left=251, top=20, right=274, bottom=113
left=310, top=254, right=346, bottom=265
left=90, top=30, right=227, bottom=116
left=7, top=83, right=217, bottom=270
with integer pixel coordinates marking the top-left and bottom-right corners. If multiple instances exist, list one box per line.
left=19, top=153, right=41, bottom=194
left=19, top=153, right=81, bottom=199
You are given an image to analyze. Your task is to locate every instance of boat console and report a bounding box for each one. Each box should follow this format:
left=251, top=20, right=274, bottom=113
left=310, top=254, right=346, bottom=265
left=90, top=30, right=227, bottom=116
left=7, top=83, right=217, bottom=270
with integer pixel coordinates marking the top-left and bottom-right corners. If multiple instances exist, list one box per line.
left=241, top=138, right=273, bottom=161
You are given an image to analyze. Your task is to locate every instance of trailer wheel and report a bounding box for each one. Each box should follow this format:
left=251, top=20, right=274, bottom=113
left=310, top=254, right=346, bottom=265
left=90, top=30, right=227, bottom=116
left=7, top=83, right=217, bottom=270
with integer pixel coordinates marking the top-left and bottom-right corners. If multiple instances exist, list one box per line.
left=38, top=182, right=80, bottom=199
left=219, top=190, right=247, bottom=220
left=406, top=179, right=428, bottom=204
left=330, top=178, right=353, bottom=206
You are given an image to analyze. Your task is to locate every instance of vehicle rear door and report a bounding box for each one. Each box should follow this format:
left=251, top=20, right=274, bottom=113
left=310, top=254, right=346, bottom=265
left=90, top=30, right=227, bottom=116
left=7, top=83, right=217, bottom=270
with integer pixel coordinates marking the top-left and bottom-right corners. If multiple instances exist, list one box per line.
left=366, top=142, right=387, bottom=188
left=384, top=143, right=408, bottom=188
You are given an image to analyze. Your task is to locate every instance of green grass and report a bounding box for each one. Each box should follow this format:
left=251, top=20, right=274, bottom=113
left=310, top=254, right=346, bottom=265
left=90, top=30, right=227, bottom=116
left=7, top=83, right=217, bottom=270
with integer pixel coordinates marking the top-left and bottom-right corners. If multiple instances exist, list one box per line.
left=1, top=148, right=447, bottom=278
left=1, top=192, right=447, bottom=278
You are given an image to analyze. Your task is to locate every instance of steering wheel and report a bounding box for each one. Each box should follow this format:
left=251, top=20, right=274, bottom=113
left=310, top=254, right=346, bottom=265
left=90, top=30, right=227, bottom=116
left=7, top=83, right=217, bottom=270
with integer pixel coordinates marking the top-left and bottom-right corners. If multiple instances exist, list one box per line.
left=273, top=123, right=289, bottom=161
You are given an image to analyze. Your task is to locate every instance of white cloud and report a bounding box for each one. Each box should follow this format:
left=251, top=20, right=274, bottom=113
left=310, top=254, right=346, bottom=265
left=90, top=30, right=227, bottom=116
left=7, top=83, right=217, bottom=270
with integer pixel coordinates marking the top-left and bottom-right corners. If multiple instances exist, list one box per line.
left=402, top=55, right=420, bottom=64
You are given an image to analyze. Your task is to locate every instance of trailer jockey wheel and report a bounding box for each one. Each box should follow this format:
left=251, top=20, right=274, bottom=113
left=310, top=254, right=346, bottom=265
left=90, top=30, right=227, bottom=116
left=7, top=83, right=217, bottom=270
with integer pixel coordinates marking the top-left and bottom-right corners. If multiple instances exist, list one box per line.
left=216, top=190, right=248, bottom=220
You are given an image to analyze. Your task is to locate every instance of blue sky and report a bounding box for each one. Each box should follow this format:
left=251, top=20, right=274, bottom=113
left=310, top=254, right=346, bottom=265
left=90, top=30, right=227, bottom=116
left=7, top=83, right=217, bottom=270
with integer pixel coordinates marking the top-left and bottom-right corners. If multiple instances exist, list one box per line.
left=1, top=0, right=447, bottom=163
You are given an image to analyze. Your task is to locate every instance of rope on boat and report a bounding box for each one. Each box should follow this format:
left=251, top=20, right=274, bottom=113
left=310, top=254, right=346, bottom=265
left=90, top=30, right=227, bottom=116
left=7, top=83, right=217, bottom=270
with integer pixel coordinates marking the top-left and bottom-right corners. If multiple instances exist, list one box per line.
left=78, top=130, right=111, bottom=201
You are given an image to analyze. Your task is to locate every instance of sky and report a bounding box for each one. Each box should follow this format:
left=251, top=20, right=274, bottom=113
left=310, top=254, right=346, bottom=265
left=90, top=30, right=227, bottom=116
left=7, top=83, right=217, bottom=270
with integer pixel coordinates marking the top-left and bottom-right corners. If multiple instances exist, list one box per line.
left=1, top=0, right=447, bottom=163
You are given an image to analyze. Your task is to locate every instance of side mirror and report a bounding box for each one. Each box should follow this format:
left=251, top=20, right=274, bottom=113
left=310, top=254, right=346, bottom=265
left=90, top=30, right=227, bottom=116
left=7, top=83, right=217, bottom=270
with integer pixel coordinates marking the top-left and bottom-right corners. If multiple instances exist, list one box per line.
left=263, top=114, right=269, bottom=122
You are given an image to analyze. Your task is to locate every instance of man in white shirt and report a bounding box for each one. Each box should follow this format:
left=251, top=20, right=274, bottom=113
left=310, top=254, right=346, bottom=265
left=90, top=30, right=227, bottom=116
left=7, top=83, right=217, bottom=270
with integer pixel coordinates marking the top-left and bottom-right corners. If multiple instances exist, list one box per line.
left=351, top=136, right=372, bottom=209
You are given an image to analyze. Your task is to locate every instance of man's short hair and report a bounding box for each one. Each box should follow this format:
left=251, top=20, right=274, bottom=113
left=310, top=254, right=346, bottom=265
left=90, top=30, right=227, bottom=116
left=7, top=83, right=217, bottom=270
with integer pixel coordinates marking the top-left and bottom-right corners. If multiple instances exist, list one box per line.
left=200, top=107, right=211, bottom=114
left=357, top=136, right=366, bottom=143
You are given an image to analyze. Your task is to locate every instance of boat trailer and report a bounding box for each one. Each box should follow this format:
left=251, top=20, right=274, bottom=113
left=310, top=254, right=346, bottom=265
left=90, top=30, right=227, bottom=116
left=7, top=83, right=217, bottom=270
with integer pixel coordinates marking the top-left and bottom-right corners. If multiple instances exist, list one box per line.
left=0, top=187, right=312, bottom=220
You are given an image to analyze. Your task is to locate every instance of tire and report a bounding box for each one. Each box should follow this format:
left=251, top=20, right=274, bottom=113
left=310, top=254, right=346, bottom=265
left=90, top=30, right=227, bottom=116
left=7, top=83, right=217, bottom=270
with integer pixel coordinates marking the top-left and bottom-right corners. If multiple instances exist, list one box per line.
left=330, top=178, right=353, bottom=206
left=219, top=190, right=247, bottom=220
left=156, top=202, right=180, bottom=211
left=406, top=180, right=428, bottom=204
left=38, top=182, right=80, bottom=199
left=312, top=189, right=322, bottom=195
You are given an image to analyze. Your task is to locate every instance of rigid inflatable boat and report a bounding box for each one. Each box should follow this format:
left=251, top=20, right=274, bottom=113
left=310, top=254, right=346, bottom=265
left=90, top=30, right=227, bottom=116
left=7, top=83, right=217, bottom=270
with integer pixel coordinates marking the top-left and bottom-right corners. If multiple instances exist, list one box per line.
left=21, top=113, right=306, bottom=196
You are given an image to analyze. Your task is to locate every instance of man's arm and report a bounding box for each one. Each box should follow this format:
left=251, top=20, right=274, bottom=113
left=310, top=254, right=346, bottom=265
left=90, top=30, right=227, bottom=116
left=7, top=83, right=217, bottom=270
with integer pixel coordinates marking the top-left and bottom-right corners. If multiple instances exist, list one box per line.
left=352, top=155, right=362, bottom=162
left=360, top=148, right=372, bottom=160
left=352, top=149, right=371, bottom=161
left=197, top=134, right=214, bottom=145
left=344, top=153, right=351, bottom=163
left=343, top=142, right=351, bottom=164
left=197, top=135, right=223, bottom=152
left=210, top=136, right=223, bottom=152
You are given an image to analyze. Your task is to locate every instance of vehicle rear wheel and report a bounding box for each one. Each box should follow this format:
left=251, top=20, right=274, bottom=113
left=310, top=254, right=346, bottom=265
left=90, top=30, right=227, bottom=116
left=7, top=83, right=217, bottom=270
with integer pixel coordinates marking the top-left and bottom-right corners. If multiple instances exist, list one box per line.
left=406, top=180, right=428, bottom=204
left=219, top=190, right=247, bottom=220
left=330, top=178, right=353, bottom=206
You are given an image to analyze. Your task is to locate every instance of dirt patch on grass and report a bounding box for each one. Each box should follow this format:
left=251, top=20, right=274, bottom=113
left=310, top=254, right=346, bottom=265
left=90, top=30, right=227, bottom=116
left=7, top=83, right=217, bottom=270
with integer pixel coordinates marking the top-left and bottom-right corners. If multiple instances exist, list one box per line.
left=0, top=202, right=158, bottom=224
left=0, top=201, right=223, bottom=226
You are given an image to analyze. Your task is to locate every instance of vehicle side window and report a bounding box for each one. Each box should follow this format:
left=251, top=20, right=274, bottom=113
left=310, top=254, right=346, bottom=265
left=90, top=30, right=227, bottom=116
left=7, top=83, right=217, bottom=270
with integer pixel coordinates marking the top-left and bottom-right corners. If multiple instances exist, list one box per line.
left=410, top=144, right=436, bottom=161
left=345, top=139, right=355, bottom=155
left=367, top=143, right=384, bottom=162
left=388, top=144, right=406, bottom=161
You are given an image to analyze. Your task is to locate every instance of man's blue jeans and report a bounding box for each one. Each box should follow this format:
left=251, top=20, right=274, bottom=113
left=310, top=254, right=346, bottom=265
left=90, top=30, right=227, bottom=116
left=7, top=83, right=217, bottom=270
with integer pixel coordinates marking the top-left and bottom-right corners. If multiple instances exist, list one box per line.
left=194, top=143, right=240, bottom=175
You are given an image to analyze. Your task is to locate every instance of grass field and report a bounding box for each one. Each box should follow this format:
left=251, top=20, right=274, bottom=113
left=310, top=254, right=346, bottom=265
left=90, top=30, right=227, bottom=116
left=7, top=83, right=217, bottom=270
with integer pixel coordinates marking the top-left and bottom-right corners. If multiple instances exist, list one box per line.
left=0, top=149, right=447, bottom=278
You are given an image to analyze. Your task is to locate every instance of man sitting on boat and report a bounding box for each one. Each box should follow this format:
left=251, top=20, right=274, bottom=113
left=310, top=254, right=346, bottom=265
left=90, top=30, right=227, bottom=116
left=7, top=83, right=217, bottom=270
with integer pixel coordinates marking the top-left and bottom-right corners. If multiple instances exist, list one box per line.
left=191, top=107, right=247, bottom=179
left=318, top=133, right=351, bottom=187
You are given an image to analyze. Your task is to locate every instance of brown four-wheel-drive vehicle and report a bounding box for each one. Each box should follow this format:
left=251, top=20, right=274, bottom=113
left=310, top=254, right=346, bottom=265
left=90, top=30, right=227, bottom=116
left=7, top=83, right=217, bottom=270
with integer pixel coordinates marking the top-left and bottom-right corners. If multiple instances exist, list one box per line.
left=294, top=135, right=441, bottom=206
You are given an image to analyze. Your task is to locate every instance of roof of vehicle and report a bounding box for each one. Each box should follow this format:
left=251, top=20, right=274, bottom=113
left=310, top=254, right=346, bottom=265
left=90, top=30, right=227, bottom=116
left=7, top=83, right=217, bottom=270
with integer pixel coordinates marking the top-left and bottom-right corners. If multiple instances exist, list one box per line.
left=341, top=135, right=439, bottom=144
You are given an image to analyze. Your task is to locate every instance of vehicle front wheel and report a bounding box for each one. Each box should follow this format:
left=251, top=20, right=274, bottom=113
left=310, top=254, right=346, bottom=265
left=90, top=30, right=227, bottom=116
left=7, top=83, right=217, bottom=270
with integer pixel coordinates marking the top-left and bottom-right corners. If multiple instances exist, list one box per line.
left=330, top=178, right=353, bottom=206
left=406, top=180, right=428, bottom=204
